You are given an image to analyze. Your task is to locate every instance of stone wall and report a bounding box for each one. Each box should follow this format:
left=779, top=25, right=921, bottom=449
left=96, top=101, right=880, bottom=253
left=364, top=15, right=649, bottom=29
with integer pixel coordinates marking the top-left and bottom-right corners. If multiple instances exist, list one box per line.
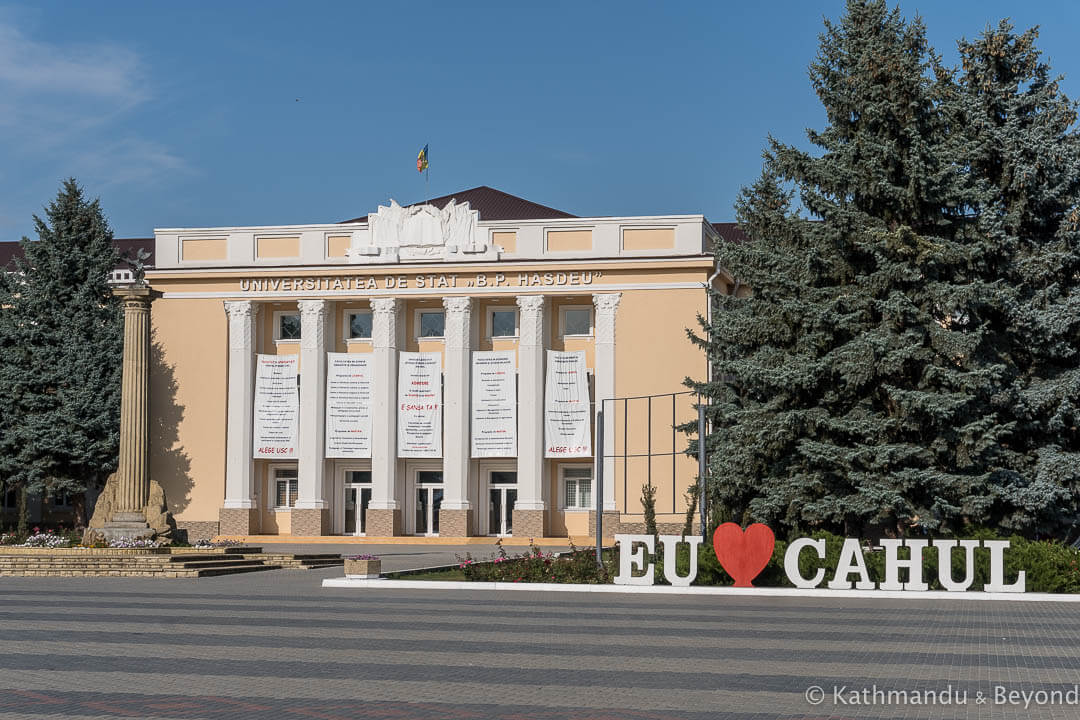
left=175, top=520, right=220, bottom=543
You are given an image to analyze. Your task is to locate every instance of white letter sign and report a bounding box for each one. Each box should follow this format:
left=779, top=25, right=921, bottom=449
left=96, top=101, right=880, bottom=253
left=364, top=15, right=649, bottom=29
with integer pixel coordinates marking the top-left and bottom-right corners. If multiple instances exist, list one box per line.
left=325, top=352, right=373, bottom=458
left=397, top=352, right=442, bottom=457
left=544, top=350, right=591, bottom=458
left=253, top=354, right=299, bottom=459
left=471, top=351, right=517, bottom=457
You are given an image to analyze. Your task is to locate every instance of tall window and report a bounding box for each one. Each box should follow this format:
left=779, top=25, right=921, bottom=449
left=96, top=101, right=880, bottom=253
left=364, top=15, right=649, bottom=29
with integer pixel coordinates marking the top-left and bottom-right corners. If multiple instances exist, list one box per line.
left=273, top=467, right=298, bottom=508
left=562, top=466, right=593, bottom=510
left=418, top=310, right=445, bottom=339
left=347, top=311, right=373, bottom=340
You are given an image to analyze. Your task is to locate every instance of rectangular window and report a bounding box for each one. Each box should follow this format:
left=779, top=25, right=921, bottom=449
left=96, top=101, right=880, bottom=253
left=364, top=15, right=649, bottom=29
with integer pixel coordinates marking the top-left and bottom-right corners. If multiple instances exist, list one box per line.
left=561, top=307, right=592, bottom=337
left=277, top=313, right=301, bottom=341
left=490, top=309, right=517, bottom=338
left=562, top=466, right=593, bottom=510
left=347, top=311, right=373, bottom=340
left=273, top=467, right=298, bottom=508
left=52, top=492, right=72, bottom=508
left=418, top=311, right=445, bottom=339
left=490, top=471, right=517, bottom=485
left=1, top=487, right=16, bottom=510
left=417, top=470, right=444, bottom=485
left=345, top=470, right=372, bottom=484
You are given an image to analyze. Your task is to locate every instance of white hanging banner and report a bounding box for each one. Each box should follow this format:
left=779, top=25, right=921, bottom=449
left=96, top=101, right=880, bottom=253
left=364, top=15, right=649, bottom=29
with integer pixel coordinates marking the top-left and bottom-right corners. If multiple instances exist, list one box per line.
left=471, top=351, right=517, bottom=458
left=253, top=354, right=299, bottom=459
left=325, top=352, right=373, bottom=458
left=544, top=350, right=592, bottom=458
left=397, top=352, right=442, bottom=457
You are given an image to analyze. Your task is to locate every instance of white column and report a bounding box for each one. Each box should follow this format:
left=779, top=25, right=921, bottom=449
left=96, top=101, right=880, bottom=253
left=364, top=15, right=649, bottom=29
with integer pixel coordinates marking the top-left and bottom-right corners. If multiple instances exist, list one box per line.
left=370, top=298, right=400, bottom=510
left=296, top=299, right=331, bottom=509
left=516, top=295, right=546, bottom=511
left=223, top=300, right=260, bottom=509
left=442, top=296, right=472, bottom=510
left=593, top=292, right=621, bottom=511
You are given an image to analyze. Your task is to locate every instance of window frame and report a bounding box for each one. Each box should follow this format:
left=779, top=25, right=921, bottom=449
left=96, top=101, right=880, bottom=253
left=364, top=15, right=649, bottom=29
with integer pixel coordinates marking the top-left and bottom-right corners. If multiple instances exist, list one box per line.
left=269, top=464, right=299, bottom=511
left=273, top=310, right=302, bottom=343
left=343, top=309, right=374, bottom=343
left=413, top=308, right=446, bottom=341
left=559, top=305, right=593, bottom=339
left=486, top=306, right=519, bottom=339
left=560, top=464, right=594, bottom=511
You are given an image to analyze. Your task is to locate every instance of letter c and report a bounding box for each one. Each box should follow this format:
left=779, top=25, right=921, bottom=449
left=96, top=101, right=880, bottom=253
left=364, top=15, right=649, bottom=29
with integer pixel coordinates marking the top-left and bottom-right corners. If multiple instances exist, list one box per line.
left=784, top=537, right=826, bottom=588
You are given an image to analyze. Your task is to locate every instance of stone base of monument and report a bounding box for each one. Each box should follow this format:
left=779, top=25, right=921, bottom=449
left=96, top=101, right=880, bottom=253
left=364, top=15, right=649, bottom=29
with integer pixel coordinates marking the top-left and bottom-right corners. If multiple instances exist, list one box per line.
left=101, top=511, right=155, bottom=542
left=86, top=472, right=177, bottom=544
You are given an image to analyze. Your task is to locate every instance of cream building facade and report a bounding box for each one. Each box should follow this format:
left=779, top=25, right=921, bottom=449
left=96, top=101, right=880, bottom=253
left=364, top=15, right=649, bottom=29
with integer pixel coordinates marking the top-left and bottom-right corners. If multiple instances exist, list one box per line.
left=143, top=187, right=734, bottom=540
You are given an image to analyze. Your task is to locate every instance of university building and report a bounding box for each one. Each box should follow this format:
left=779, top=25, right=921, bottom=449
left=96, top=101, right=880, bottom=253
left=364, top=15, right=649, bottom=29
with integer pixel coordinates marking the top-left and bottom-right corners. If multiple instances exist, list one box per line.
left=7, top=187, right=741, bottom=540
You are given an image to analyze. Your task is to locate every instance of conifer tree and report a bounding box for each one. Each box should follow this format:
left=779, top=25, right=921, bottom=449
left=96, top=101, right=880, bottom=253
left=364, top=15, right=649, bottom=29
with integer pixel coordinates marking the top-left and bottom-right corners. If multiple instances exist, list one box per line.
left=953, top=23, right=1080, bottom=535
left=690, top=0, right=1024, bottom=537
left=0, top=179, right=123, bottom=522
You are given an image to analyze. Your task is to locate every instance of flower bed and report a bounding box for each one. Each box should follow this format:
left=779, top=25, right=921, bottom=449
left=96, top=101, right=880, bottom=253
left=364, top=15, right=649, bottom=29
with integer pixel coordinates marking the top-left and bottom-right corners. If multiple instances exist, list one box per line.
left=457, top=542, right=616, bottom=584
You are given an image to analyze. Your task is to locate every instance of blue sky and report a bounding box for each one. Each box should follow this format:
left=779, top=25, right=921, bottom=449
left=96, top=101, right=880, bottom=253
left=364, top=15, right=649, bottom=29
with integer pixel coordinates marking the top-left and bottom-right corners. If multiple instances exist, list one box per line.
left=1, top=1, right=1078, bottom=240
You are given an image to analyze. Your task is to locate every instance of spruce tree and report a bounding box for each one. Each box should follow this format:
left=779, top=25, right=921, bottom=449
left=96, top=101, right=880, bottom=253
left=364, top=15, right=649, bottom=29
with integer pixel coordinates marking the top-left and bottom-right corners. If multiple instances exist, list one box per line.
left=953, top=23, right=1080, bottom=536
left=0, top=179, right=123, bottom=522
left=690, top=0, right=1018, bottom=537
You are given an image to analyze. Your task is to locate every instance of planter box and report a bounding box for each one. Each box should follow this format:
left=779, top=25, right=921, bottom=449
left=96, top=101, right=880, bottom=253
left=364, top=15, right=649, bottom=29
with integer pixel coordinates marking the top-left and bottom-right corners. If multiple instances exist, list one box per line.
left=344, top=558, right=382, bottom=579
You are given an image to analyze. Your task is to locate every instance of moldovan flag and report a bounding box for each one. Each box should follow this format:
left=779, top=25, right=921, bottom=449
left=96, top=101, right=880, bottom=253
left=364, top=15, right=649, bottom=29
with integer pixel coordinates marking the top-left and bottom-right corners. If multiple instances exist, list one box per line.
left=417, top=144, right=429, bottom=173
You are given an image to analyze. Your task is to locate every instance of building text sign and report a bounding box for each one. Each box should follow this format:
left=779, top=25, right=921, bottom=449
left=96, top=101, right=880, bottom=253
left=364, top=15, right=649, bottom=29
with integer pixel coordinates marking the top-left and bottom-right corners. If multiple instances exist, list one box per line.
left=253, top=354, right=299, bottom=459
left=614, top=523, right=1027, bottom=592
left=325, top=353, right=373, bottom=458
left=544, top=350, right=591, bottom=458
left=238, top=270, right=602, bottom=294
left=397, top=352, right=442, bottom=457
left=471, top=351, right=517, bottom=457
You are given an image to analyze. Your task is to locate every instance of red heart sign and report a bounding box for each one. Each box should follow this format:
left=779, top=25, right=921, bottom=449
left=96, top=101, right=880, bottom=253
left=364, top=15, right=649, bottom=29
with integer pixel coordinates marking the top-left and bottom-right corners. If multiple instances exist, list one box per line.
left=712, top=522, right=776, bottom=587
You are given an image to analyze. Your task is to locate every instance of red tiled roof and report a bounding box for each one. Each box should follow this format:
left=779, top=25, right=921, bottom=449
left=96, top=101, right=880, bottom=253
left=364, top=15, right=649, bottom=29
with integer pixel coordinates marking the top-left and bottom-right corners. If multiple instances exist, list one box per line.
left=711, top=222, right=749, bottom=245
left=0, top=238, right=154, bottom=271
left=340, top=185, right=576, bottom=224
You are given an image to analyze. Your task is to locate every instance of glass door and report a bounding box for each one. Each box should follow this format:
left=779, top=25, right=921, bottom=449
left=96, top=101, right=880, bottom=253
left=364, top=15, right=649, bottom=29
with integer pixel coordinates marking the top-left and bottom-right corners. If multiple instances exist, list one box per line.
left=415, top=470, right=443, bottom=536
left=343, top=470, right=371, bottom=536
left=487, top=470, right=517, bottom=536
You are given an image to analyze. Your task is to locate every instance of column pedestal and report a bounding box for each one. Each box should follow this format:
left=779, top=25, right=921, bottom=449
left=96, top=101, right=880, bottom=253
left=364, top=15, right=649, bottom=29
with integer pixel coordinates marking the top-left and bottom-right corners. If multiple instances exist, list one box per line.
left=512, top=509, right=546, bottom=539
left=290, top=508, right=330, bottom=536
left=439, top=508, right=472, bottom=538
left=366, top=508, right=401, bottom=537
left=218, top=508, right=259, bottom=536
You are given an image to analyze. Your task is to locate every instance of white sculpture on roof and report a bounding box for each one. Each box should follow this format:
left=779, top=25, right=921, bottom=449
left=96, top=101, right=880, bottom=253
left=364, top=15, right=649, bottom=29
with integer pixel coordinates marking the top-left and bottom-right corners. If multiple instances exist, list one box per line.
left=361, top=198, right=481, bottom=261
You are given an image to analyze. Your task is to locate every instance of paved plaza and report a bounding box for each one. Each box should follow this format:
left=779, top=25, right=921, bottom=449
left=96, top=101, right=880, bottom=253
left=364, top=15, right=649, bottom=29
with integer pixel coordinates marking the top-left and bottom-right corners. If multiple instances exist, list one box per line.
left=1, top=563, right=1079, bottom=719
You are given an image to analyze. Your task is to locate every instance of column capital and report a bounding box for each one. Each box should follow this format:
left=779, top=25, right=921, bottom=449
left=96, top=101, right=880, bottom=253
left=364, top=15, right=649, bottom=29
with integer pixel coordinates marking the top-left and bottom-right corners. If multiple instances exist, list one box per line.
left=592, top=292, right=621, bottom=345
left=516, top=294, right=545, bottom=314
left=112, top=285, right=152, bottom=310
left=297, top=298, right=330, bottom=316
left=443, top=295, right=472, bottom=314
left=443, top=296, right=472, bottom=351
left=223, top=299, right=261, bottom=319
left=298, top=298, right=331, bottom=351
left=371, top=297, right=399, bottom=349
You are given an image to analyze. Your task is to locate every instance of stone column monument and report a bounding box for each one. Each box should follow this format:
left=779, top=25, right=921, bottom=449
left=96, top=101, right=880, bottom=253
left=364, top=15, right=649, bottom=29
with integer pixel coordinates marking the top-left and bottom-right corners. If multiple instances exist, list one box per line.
left=86, top=285, right=174, bottom=542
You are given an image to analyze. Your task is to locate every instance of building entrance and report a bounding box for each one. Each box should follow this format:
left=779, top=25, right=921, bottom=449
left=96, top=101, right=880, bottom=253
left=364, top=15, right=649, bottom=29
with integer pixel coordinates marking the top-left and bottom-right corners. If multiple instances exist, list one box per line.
left=343, top=470, right=372, bottom=536
left=487, top=470, right=517, bottom=537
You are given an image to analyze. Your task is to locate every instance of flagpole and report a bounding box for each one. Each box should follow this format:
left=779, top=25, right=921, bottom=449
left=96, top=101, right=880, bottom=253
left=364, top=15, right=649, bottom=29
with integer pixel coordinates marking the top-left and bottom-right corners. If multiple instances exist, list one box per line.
left=425, top=141, right=429, bottom=199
